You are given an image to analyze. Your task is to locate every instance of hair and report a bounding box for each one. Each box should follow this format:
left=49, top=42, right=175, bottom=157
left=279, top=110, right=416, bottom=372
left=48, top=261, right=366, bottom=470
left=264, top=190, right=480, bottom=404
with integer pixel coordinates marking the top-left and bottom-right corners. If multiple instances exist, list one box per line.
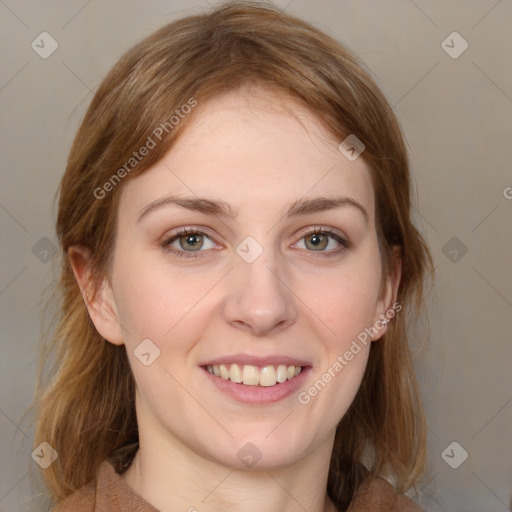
left=32, top=2, right=434, bottom=510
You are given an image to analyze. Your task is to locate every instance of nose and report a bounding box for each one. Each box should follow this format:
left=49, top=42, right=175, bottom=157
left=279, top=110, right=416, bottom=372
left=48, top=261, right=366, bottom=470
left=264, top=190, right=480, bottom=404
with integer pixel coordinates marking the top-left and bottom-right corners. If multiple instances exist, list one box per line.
left=222, top=249, right=297, bottom=336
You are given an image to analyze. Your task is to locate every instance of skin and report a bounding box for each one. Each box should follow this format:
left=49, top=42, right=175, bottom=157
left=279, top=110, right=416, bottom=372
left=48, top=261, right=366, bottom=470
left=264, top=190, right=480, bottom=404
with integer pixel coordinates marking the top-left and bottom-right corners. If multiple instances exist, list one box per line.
left=70, top=85, right=401, bottom=512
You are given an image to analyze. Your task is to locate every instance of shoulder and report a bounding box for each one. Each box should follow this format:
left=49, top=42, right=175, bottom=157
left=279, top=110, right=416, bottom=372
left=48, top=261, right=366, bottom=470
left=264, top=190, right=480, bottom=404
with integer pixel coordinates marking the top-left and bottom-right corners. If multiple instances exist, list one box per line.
left=51, top=460, right=159, bottom=512
left=52, top=482, right=96, bottom=512
left=348, top=476, right=425, bottom=512
left=51, top=461, right=114, bottom=512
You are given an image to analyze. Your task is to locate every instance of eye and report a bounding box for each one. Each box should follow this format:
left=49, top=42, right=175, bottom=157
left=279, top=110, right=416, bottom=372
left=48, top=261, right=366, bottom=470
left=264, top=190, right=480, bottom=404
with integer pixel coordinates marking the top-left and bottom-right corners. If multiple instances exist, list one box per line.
left=162, top=228, right=217, bottom=257
left=294, top=227, right=351, bottom=255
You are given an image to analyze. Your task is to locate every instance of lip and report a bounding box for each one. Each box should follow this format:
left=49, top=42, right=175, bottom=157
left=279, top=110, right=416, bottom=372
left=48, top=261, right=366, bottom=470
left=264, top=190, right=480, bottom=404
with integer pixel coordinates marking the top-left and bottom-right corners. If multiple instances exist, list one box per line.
left=201, top=364, right=311, bottom=404
left=200, top=354, right=311, bottom=367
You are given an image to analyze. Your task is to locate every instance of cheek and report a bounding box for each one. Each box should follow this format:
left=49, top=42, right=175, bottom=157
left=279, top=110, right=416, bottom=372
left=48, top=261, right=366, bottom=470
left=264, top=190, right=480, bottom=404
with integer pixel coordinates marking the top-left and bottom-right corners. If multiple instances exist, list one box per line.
left=297, top=252, right=383, bottom=346
left=111, top=257, right=214, bottom=346
left=305, top=249, right=382, bottom=417
left=296, top=263, right=379, bottom=425
left=111, top=261, right=205, bottom=399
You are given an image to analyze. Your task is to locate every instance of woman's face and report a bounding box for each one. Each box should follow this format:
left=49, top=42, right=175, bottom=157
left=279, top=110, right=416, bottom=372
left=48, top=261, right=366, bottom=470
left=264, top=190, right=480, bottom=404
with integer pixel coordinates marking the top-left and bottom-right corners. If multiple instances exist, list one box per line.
left=96, top=87, right=397, bottom=470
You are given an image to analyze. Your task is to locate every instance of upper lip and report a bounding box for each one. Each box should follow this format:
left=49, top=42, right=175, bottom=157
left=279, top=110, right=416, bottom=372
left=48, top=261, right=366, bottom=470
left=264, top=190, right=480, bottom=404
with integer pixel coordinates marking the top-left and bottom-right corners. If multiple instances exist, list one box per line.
left=200, top=354, right=311, bottom=367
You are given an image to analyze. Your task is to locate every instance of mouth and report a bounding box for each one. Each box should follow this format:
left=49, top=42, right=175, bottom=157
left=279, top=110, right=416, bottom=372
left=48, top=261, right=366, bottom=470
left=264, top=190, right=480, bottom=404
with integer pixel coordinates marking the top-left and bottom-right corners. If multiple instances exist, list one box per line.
left=200, top=359, right=311, bottom=404
left=203, top=363, right=303, bottom=387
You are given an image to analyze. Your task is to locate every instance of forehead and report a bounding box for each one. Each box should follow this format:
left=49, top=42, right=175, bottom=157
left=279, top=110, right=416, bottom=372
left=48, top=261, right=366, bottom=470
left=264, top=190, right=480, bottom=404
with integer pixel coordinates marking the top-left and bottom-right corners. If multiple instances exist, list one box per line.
left=119, top=86, right=375, bottom=224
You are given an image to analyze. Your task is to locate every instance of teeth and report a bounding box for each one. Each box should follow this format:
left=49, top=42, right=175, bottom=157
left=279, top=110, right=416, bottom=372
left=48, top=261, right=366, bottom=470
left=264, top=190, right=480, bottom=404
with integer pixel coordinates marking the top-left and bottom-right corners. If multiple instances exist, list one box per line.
left=259, top=366, right=276, bottom=387
left=207, top=363, right=303, bottom=387
left=219, top=364, right=229, bottom=380
left=276, top=364, right=288, bottom=383
left=229, top=363, right=242, bottom=383
left=242, top=365, right=259, bottom=385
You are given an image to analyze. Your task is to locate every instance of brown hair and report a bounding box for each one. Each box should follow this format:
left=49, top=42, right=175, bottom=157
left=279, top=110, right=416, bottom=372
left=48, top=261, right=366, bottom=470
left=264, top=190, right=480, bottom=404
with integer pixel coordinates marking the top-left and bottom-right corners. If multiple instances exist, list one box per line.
left=33, top=2, right=434, bottom=510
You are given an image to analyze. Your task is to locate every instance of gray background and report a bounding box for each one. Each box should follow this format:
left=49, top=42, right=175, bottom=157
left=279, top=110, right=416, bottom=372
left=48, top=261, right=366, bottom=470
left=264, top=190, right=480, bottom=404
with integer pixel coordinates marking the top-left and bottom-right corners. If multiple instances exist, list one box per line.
left=1, top=1, right=511, bottom=510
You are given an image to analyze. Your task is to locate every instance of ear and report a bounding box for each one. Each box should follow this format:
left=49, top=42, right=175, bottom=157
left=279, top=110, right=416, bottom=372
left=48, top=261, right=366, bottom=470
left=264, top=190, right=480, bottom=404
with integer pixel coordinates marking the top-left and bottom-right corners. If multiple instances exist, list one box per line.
left=68, top=245, right=124, bottom=346
left=371, top=245, right=402, bottom=341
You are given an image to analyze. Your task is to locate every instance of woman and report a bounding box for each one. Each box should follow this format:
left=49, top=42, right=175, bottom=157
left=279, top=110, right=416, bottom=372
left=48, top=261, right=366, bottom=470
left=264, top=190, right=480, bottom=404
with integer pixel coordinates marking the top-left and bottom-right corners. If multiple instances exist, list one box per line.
left=34, top=2, right=434, bottom=511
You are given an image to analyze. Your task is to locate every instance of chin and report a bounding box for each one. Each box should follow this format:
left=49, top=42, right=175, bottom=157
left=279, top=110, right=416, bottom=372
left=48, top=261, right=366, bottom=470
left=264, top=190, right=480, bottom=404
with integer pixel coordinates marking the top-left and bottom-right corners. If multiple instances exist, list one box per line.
left=205, top=428, right=317, bottom=471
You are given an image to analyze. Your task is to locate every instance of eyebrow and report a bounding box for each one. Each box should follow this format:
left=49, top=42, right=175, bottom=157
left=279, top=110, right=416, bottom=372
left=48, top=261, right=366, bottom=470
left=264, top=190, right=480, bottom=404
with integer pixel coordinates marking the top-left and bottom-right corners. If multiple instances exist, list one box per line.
left=137, top=196, right=237, bottom=222
left=137, top=194, right=369, bottom=226
left=287, top=196, right=368, bottom=226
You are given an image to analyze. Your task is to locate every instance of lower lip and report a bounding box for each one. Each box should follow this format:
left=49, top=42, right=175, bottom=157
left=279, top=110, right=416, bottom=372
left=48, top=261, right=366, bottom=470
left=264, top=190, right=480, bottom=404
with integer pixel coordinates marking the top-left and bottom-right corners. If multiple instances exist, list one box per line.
left=202, top=367, right=311, bottom=404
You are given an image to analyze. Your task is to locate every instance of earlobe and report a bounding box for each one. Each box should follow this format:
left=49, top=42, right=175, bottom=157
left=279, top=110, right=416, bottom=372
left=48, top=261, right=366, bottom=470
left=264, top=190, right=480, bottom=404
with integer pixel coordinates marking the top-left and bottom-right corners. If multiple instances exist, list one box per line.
left=68, top=246, right=125, bottom=346
left=371, top=245, right=402, bottom=341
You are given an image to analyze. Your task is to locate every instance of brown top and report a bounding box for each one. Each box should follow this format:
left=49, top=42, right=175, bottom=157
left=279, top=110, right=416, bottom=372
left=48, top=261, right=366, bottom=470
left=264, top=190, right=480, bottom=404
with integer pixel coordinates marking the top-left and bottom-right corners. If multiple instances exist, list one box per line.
left=54, top=461, right=424, bottom=512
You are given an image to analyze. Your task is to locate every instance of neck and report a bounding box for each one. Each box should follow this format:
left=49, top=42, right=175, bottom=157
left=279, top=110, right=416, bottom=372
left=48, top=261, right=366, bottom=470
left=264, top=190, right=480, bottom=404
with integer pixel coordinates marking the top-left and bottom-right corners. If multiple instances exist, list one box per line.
left=122, top=422, right=338, bottom=512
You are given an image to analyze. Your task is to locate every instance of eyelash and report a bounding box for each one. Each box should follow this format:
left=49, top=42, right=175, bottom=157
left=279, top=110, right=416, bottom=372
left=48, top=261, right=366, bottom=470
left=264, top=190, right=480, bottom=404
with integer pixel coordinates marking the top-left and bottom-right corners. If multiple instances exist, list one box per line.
left=161, top=226, right=352, bottom=259
left=162, top=228, right=217, bottom=259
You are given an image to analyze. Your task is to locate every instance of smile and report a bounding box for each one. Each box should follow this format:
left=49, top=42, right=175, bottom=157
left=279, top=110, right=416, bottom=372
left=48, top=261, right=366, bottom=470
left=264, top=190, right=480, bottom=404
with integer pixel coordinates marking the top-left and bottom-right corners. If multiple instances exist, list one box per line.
left=205, top=363, right=302, bottom=387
